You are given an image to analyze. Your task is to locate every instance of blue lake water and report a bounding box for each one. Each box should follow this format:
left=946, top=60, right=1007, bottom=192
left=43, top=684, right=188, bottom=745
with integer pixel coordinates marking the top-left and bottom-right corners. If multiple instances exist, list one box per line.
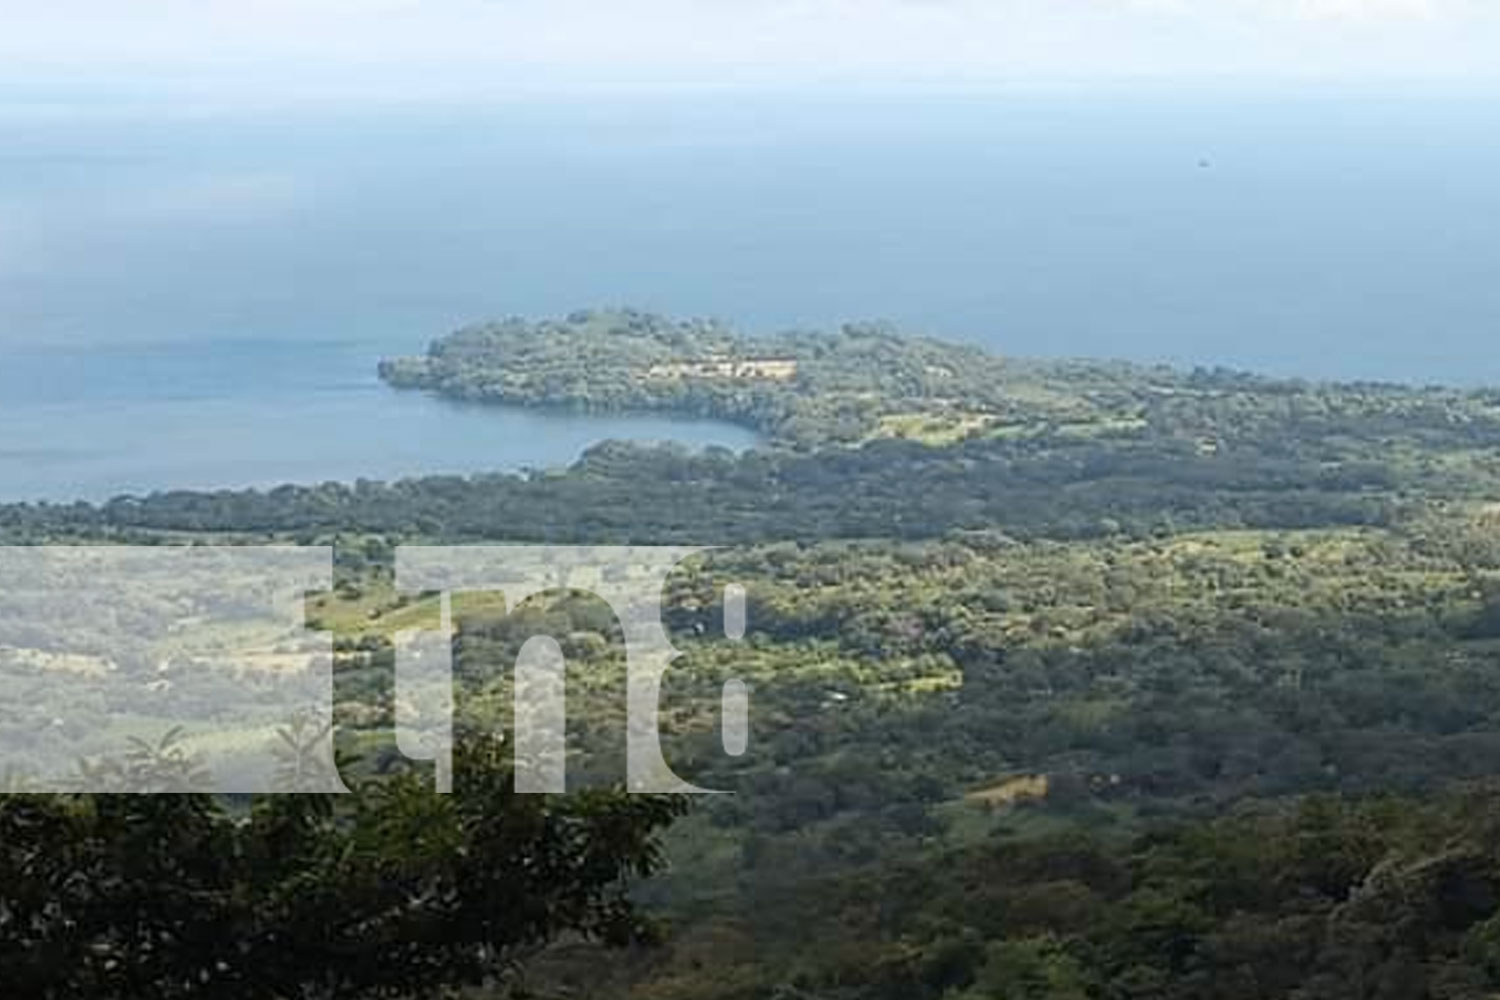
left=0, top=339, right=759, bottom=501
left=2, top=91, right=1499, bottom=500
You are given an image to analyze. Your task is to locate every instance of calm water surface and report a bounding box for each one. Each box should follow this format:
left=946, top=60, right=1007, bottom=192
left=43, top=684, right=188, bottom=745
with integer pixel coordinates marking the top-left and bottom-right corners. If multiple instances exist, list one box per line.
left=3, top=92, right=1498, bottom=500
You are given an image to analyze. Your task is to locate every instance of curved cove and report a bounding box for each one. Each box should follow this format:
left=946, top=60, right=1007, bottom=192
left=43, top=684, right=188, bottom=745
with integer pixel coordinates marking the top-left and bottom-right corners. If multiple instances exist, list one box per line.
left=0, top=340, right=760, bottom=502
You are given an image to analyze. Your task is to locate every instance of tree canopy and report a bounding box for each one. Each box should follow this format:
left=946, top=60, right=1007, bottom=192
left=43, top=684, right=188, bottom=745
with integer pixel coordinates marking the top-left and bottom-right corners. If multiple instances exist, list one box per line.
left=0, top=738, right=686, bottom=999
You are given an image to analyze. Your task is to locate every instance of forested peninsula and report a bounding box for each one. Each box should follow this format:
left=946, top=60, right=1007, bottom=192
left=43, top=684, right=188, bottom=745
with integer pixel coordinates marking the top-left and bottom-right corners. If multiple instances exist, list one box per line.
left=11, top=308, right=1500, bottom=543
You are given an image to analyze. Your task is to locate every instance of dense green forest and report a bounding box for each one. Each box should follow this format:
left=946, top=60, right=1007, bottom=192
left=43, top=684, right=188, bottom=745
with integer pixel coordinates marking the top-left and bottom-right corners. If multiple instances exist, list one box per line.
left=8, top=310, right=1500, bottom=998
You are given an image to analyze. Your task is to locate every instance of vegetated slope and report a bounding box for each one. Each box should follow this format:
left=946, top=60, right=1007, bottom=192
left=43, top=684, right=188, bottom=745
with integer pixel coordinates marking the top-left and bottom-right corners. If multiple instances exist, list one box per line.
left=12, top=311, right=1500, bottom=997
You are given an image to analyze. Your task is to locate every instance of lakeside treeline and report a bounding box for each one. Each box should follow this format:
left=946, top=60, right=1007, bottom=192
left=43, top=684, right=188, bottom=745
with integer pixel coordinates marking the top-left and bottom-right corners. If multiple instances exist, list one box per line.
left=11, top=310, right=1500, bottom=546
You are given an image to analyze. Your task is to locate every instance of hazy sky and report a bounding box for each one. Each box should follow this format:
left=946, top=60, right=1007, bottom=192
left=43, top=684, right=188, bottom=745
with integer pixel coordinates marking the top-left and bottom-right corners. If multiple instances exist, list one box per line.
left=3, top=0, right=1500, bottom=101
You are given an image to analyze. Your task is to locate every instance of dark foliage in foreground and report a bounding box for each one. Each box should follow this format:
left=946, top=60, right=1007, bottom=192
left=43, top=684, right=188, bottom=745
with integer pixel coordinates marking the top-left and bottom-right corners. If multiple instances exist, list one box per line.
left=0, top=739, right=686, bottom=999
